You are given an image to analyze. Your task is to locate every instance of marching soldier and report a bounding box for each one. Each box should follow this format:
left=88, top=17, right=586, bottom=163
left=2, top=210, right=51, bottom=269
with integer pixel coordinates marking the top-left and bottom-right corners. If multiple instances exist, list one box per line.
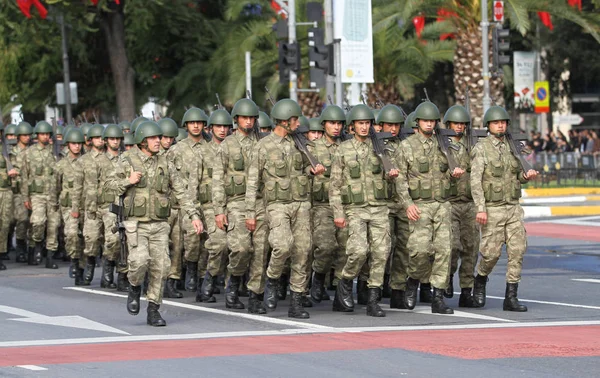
left=124, top=133, right=135, bottom=151
left=307, top=118, right=324, bottom=141
left=80, top=123, right=93, bottom=153
left=119, top=121, right=132, bottom=134
left=10, top=122, right=33, bottom=263
left=471, top=106, right=538, bottom=312
left=1, top=125, right=19, bottom=270
left=258, top=111, right=273, bottom=134
left=104, top=121, right=203, bottom=326
left=246, top=99, right=325, bottom=318
left=395, top=101, right=464, bottom=314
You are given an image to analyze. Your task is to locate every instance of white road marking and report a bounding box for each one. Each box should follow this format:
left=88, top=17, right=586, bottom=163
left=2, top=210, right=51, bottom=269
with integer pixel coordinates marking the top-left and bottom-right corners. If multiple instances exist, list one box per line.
left=385, top=305, right=516, bottom=323
left=572, top=278, right=600, bottom=284
left=521, top=196, right=588, bottom=204
left=538, top=215, right=600, bottom=227
left=485, top=295, right=600, bottom=310
left=16, top=365, right=48, bottom=371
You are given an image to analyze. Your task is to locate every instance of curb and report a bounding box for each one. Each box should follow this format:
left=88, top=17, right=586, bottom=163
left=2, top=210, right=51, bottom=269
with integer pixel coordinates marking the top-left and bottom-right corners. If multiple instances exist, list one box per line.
left=523, top=206, right=600, bottom=218
left=522, top=188, right=600, bottom=197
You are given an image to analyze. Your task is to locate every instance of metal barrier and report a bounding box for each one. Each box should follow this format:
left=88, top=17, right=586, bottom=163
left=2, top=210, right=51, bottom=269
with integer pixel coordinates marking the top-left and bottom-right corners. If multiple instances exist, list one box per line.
left=528, top=152, right=600, bottom=187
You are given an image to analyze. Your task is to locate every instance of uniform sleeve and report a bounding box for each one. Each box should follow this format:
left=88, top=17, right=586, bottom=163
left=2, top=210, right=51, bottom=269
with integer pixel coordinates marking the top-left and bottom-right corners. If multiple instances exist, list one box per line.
left=328, top=149, right=345, bottom=220
left=394, top=142, right=414, bottom=208
left=20, top=150, right=30, bottom=201
left=71, top=160, right=85, bottom=213
left=168, top=159, right=201, bottom=221
left=211, top=142, right=228, bottom=215
left=245, top=143, right=266, bottom=220
left=470, top=144, right=486, bottom=213
left=186, top=150, right=201, bottom=207
left=104, top=157, right=133, bottom=196
left=83, top=157, right=99, bottom=213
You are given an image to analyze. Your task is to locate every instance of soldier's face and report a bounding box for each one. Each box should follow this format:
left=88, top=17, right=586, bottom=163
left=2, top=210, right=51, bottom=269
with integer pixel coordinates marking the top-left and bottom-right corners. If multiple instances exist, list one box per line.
left=287, top=116, right=300, bottom=131
left=145, top=136, right=161, bottom=154
left=7, top=134, right=16, bottom=140
left=18, top=135, right=30, bottom=144
left=68, top=142, right=82, bottom=155
left=107, top=137, right=121, bottom=151
left=161, top=136, right=174, bottom=149
left=307, top=130, right=323, bottom=141
left=187, top=121, right=205, bottom=137
left=57, top=135, right=63, bottom=141
left=237, top=116, right=256, bottom=132
left=373, top=124, right=383, bottom=133
left=125, top=145, right=132, bottom=151
left=324, top=121, right=342, bottom=139
left=382, top=122, right=401, bottom=137
left=38, top=133, right=51, bottom=145
left=449, top=122, right=466, bottom=136
left=91, top=137, right=104, bottom=149
left=417, top=119, right=435, bottom=136
left=353, top=120, right=371, bottom=137
left=212, top=125, right=230, bottom=141
left=260, top=127, right=271, bottom=134
left=488, top=120, right=507, bottom=135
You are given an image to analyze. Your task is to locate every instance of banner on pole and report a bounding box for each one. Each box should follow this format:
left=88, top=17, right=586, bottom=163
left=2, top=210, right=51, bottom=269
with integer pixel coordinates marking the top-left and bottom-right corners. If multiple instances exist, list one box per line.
left=534, top=81, right=550, bottom=113
left=513, top=51, right=535, bottom=113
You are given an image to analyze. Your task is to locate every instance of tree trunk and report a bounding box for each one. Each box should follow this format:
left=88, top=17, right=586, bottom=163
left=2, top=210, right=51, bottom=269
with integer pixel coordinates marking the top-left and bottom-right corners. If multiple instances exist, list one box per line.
left=100, top=5, right=135, bottom=122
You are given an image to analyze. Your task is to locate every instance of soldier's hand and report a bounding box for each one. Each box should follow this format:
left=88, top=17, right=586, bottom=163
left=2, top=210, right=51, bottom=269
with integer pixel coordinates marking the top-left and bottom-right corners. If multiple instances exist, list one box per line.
left=311, top=164, right=326, bottom=176
left=406, top=204, right=421, bottom=221
left=476, top=212, right=487, bottom=225
left=7, top=169, right=18, bottom=177
left=524, top=169, right=539, bottom=180
left=451, top=167, right=465, bottom=178
left=192, top=219, right=204, bottom=234
left=71, top=211, right=80, bottom=218
left=24, top=201, right=32, bottom=210
left=215, top=214, right=228, bottom=231
left=246, top=218, right=257, bottom=231
left=129, top=168, right=142, bottom=185
left=334, top=218, right=347, bottom=228
left=387, top=168, right=399, bottom=179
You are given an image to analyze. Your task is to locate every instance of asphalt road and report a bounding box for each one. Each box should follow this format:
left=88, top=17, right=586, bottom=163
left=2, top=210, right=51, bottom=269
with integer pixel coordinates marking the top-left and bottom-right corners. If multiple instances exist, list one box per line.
left=1, top=215, right=599, bottom=377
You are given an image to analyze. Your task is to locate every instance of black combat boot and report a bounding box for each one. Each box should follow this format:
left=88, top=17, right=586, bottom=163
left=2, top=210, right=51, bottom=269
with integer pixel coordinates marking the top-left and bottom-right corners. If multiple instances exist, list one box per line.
left=444, top=276, right=454, bottom=298
left=0, top=261, right=5, bottom=270
left=458, top=288, right=477, bottom=308
left=356, top=280, right=368, bottom=305
left=264, top=277, right=279, bottom=310
left=310, top=271, right=326, bottom=303
left=74, top=266, right=85, bottom=286
left=178, top=264, right=187, bottom=291
left=29, top=242, right=43, bottom=266
left=185, top=261, right=198, bottom=292
left=431, top=287, right=454, bottom=314
left=0, top=253, right=8, bottom=261
left=288, top=291, right=310, bottom=319
left=45, top=250, right=58, bottom=269
left=419, top=283, right=433, bottom=303
left=277, top=274, right=288, bottom=300
left=238, top=275, right=249, bottom=297
left=404, top=277, right=419, bottom=310
left=366, top=288, right=385, bottom=317
left=503, top=283, right=528, bottom=312
left=382, top=274, right=392, bottom=298
left=147, top=302, right=166, bottom=327
left=83, top=256, right=96, bottom=285
left=116, top=272, right=129, bottom=292
left=197, top=272, right=216, bottom=302
left=164, top=278, right=183, bottom=299
left=333, top=278, right=354, bottom=312
left=247, top=291, right=267, bottom=314
left=473, top=274, right=488, bottom=308
left=100, top=259, right=117, bottom=288
left=16, top=240, right=28, bottom=263
left=127, top=285, right=142, bottom=315
left=7, top=228, right=15, bottom=255
left=225, top=275, right=245, bottom=310
left=389, top=289, right=407, bottom=309
left=301, top=293, right=313, bottom=308
left=69, top=258, right=79, bottom=279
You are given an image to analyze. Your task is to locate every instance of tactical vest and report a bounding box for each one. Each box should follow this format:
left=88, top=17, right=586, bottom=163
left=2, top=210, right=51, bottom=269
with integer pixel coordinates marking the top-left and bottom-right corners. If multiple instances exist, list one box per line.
left=311, top=138, right=335, bottom=203
left=262, top=135, right=310, bottom=204
left=9, top=146, right=23, bottom=194
left=97, top=153, right=119, bottom=206
left=195, top=142, right=217, bottom=205
left=58, top=157, right=79, bottom=208
left=28, top=145, right=55, bottom=195
left=124, top=152, right=171, bottom=221
left=223, top=135, right=252, bottom=200
left=448, top=140, right=472, bottom=201
left=0, top=155, right=11, bottom=189
left=404, top=135, right=451, bottom=202
left=479, top=137, right=523, bottom=205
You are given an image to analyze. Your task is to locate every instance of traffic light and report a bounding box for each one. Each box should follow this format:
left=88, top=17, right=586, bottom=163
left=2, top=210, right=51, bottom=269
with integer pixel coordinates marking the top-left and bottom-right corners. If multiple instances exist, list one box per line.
left=492, top=26, right=511, bottom=74
left=307, top=27, right=333, bottom=88
left=278, top=42, right=301, bottom=83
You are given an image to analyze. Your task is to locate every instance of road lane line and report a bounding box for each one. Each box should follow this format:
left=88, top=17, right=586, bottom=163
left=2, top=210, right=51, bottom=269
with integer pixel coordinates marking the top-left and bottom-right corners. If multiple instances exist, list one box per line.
left=485, top=295, right=600, bottom=310
left=572, top=279, right=600, bottom=284
left=16, top=365, right=48, bottom=371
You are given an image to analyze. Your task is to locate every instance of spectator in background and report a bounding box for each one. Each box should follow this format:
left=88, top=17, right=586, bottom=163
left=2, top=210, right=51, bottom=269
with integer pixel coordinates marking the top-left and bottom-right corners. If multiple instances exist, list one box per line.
left=591, top=131, right=600, bottom=156
left=582, top=130, right=594, bottom=154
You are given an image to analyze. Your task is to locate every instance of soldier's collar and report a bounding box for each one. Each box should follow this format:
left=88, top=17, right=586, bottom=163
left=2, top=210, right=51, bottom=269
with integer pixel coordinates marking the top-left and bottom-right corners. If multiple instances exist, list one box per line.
left=416, top=132, right=432, bottom=143
left=491, top=136, right=505, bottom=146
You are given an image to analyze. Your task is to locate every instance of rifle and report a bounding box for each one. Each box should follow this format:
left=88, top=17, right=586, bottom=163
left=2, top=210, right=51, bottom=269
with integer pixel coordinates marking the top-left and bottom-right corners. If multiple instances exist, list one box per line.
left=246, top=90, right=252, bottom=100
left=423, top=89, right=460, bottom=172
left=93, top=112, right=100, bottom=124
left=505, top=131, right=533, bottom=172
left=1, top=131, right=14, bottom=172
left=109, top=193, right=130, bottom=269
left=216, top=93, right=224, bottom=109
left=464, top=88, right=487, bottom=154
left=265, top=87, right=320, bottom=168
left=374, top=92, right=385, bottom=109
left=327, top=95, right=334, bottom=105
left=369, top=125, right=396, bottom=174
left=51, top=117, right=63, bottom=161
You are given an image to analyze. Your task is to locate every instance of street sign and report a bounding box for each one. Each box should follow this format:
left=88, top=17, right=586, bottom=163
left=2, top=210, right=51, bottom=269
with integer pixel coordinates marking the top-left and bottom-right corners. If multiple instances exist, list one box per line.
left=553, top=114, right=584, bottom=125
left=534, top=81, right=550, bottom=113
left=493, top=1, right=504, bottom=23
left=56, top=82, right=78, bottom=105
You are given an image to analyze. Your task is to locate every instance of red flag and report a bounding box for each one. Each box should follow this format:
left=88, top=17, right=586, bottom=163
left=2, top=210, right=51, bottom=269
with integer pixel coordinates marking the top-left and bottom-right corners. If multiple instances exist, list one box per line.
left=537, top=12, right=553, bottom=31
left=90, top=0, right=99, bottom=4
left=436, top=8, right=457, bottom=40
left=568, top=0, right=582, bottom=11
left=271, top=0, right=287, bottom=19
left=17, top=0, right=33, bottom=18
left=413, top=15, right=425, bottom=38
left=31, top=0, right=47, bottom=19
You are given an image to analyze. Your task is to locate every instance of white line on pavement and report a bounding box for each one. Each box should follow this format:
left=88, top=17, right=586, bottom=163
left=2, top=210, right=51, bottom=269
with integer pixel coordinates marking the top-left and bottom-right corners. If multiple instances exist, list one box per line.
left=385, top=305, right=516, bottom=323
left=572, top=279, right=600, bottom=284
left=521, top=196, right=588, bottom=204
left=538, top=215, right=600, bottom=227
left=485, top=295, right=600, bottom=310
left=16, top=365, right=48, bottom=371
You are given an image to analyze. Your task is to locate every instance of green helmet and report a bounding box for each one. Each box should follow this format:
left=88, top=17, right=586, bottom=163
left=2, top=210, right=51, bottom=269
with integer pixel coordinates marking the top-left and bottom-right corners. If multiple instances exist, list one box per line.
left=33, top=121, right=53, bottom=135
left=309, top=118, right=324, bottom=132
left=4, top=123, right=17, bottom=136
left=443, top=105, right=470, bottom=125
left=134, top=121, right=163, bottom=144
left=372, top=109, right=381, bottom=123
left=376, top=104, right=404, bottom=125
left=483, top=106, right=510, bottom=128
left=103, top=124, right=124, bottom=139
left=119, top=121, right=132, bottom=132
left=271, top=99, right=302, bottom=121
left=64, top=128, right=85, bottom=143
left=257, top=111, right=273, bottom=128
left=88, top=124, right=105, bottom=138
left=347, top=104, right=374, bottom=124
left=158, top=118, right=179, bottom=137
left=414, top=101, right=441, bottom=121
left=63, top=125, right=74, bottom=138
left=15, top=122, right=34, bottom=136
left=80, top=123, right=93, bottom=138
left=176, top=128, right=188, bottom=142
left=299, top=115, right=310, bottom=129
left=208, top=109, right=233, bottom=127
left=181, top=108, right=209, bottom=128
left=405, top=112, right=417, bottom=128
left=319, top=105, right=346, bottom=125
left=123, top=133, right=135, bottom=146
left=231, top=98, right=259, bottom=118
left=55, top=124, right=64, bottom=136
left=131, top=116, right=149, bottom=134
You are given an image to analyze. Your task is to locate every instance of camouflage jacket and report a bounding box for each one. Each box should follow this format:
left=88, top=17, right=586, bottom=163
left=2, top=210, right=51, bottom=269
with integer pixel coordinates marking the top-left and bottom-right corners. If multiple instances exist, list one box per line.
left=189, top=139, right=220, bottom=208
left=0, top=151, right=15, bottom=191
left=56, top=154, right=84, bottom=212
left=168, top=137, right=207, bottom=193
left=20, top=143, right=57, bottom=203
left=80, top=149, right=120, bottom=213
left=386, top=138, right=405, bottom=212
left=448, top=137, right=473, bottom=203
left=9, top=144, right=27, bottom=195
left=307, top=136, right=339, bottom=207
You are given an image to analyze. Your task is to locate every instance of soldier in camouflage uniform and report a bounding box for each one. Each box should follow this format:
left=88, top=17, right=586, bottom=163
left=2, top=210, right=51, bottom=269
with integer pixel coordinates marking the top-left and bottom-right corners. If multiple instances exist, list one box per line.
left=56, top=128, right=85, bottom=284
left=119, top=121, right=132, bottom=134
left=258, top=111, right=273, bottom=134
left=442, top=105, right=480, bottom=307
left=395, top=102, right=465, bottom=314
left=21, top=121, right=60, bottom=269
left=308, top=105, right=348, bottom=303
left=80, top=123, right=93, bottom=153
left=471, top=106, right=538, bottom=312
left=124, top=133, right=135, bottom=151
left=10, top=123, right=32, bottom=263
left=307, top=118, right=324, bottom=141
left=105, top=121, right=202, bottom=326
left=329, top=104, right=397, bottom=317
left=246, top=99, right=325, bottom=319
left=1, top=125, right=19, bottom=270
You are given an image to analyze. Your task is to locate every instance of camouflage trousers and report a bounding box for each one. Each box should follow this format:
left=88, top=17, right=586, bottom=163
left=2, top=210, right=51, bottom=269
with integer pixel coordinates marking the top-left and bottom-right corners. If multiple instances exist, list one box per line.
left=450, top=201, right=480, bottom=288
left=477, top=204, right=526, bottom=283
left=83, top=206, right=119, bottom=261
left=0, top=190, right=14, bottom=253
left=30, top=195, right=60, bottom=250
left=311, top=205, right=348, bottom=279
left=266, top=201, right=312, bottom=294
left=407, top=201, right=452, bottom=290
left=183, top=210, right=208, bottom=277
left=166, top=207, right=183, bottom=280
left=205, top=205, right=229, bottom=277
left=342, top=205, right=391, bottom=288
left=12, top=193, right=28, bottom=241
left=60, top=207, right=83, bottom=260
left=389, top=206, right=410, bottom=290
left=125, top=220, right=170, bottom=305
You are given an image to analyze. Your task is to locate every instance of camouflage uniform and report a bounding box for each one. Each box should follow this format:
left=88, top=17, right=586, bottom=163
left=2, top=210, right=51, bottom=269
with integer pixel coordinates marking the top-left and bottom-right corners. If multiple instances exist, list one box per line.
left=56, top=153, right=84, bottom=263
left=10, top=144, right=29, bottom=249
left=161, top=147, right=184, bottom=283
left=0, top=152, right=14, bottom=255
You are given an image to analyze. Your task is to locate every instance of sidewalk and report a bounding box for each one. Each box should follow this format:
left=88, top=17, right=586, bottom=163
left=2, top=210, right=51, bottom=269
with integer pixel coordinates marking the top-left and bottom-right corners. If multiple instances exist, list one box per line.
left=521, top=188, right=600, bottom=218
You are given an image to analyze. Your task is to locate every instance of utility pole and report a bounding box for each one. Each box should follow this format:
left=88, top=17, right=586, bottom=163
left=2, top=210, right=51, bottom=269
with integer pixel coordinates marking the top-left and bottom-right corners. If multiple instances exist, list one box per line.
left=245, top=51, right=252, bottom=96
left=481, top=2, right=491, bottom=114
left=60, top=12, right=72, bottom=123
left=288, top=0, right=298, bottom=102
left=324, top=0, right=334, bottom=103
